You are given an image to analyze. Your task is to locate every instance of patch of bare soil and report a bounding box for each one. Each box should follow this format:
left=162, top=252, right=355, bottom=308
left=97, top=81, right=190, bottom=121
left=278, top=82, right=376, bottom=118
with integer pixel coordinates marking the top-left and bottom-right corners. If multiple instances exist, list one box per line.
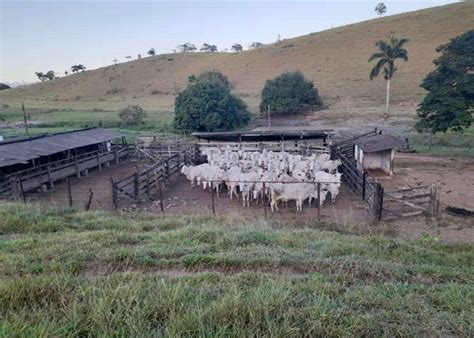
left=377, top=153, right=474, bottom=244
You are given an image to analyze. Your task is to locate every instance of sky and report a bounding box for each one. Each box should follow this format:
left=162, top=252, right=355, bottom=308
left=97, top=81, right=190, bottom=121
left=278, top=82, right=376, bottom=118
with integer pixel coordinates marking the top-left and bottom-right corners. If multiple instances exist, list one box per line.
left=0, top=0, right=459, bottom=83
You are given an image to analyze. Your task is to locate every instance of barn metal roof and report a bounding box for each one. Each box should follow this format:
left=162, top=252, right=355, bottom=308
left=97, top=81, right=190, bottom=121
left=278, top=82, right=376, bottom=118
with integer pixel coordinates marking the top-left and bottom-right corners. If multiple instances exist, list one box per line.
left=0, top=128, right=124, bottom=168
left=354, top=134, right=405, bottom=153
left=192, top=128, right=331, bottom=142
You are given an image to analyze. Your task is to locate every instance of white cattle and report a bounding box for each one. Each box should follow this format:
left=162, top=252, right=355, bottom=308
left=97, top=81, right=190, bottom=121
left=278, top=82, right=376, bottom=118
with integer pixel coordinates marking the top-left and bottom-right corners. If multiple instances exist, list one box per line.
left=270, top=182, right=317, bottom=212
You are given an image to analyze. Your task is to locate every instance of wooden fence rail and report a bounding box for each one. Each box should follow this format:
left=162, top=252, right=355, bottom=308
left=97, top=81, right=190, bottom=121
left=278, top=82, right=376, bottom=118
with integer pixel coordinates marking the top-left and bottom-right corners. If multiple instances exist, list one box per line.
left=112, top=151, right=190, bottom=209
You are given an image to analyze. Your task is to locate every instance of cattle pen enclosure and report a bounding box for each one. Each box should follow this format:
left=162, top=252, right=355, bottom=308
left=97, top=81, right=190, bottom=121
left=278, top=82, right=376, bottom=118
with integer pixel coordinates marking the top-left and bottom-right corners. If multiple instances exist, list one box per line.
left=1, top=129, right=441, bottom=224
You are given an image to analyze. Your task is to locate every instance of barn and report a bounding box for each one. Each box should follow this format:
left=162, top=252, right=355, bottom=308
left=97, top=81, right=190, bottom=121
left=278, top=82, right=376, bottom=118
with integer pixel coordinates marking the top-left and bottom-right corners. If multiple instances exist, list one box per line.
left=192, top=127, right=332, bottom=154
left=0, top=128, right=128, bottom=198
left=353, top=133, right=405, bottom=175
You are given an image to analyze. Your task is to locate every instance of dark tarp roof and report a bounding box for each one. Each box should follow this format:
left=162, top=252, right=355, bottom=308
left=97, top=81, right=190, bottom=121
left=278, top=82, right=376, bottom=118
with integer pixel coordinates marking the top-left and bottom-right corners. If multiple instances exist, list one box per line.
left=354, top=134, right=405, bottom=153
left=192, top=129, right=330, bottom=142
left=0, top=128, right=124, bottom=168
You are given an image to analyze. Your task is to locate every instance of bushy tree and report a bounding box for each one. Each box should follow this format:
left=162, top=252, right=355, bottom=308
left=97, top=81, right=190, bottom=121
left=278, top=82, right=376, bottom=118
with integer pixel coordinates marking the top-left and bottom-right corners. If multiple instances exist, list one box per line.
left=231, top=44, right=243, bottom=53
left=178, top=43, right=197, bottom=53
left=147, top=48, right=155, bottom=56
left=249, top=42, right=264, bottom=49
left=174, top=78, right=250, bottom=132
left=35, top=72, right=45, bottom=81
left=259, top=71, right=322, bottom=114
left=200, top=43, right=218, bottom=52
left=375, top=3, right=387, bottom=17
left=369, top=36, right=409, bottom=116
left=44, top=70, right=55, bottom=80
left=188, top=70, right=231, bottom=89
left=71, top=64, right=86, bottom=73
left=119, top=105, right=147, bottom=126
left=416, top=30, right=474, bottom=134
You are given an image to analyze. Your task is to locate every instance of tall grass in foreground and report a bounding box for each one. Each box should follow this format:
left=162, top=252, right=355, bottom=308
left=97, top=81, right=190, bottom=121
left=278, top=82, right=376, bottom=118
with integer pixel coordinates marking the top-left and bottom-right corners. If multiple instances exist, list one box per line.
left=0, top=203, right=473, bottom=336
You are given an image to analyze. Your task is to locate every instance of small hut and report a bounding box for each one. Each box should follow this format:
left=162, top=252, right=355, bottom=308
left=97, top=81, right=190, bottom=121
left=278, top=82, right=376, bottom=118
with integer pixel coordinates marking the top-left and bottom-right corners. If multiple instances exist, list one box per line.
left=353, top=133, right=405, bottom=175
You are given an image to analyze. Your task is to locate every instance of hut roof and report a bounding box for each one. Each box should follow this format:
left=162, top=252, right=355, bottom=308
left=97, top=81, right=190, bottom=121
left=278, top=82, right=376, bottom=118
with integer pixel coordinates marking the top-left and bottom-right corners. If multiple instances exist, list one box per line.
left=0, top=128, right=124, bottom=168
left=192, top=128, right=331, bottom=142
left=354, top=134, right=405, bottom=153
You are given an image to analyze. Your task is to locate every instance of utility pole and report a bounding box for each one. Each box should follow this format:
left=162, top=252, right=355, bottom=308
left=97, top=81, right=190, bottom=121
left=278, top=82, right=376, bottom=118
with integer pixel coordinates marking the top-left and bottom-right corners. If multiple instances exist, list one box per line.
left=267, top=104, right=271, bottom=129
left=22, top=102, right=29, bottom=136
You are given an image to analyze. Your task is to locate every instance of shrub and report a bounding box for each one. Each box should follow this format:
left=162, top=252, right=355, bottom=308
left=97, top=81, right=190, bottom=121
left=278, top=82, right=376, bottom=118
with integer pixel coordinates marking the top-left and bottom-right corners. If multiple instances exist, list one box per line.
left=174, top=81, right=250, bottom=133
left=119, top=105, right=147, bottom=126
left=259, top=71, right=322, bottom=115
left=188, top=70, right=231, bottom=89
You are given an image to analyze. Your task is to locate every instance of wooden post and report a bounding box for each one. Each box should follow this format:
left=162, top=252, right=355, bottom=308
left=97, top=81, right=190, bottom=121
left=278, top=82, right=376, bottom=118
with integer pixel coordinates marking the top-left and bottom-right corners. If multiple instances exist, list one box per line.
left=134, top=171, right=140, bottom=202
left=373, top=183, right=384, bottom=222
left=47, top=166, right=54, bottom=189
left=110, top=178, right=117, bottom=210
left=114, top=146, right=119, bottom=164
left=377, top=185, right=384, bottom=221
left=362, top=171, right=366, bottom=201
left=19, top=178, right=26, bottom=204
left=75, top=158, right=81, bottom=178
left=263, top=182, right=267, bottom=219
left=97, top=153, right=102, bottom=171
left=22, top=102, right=29, bottom=136
left=211, top=187, right=216, bottom=216
left=84, top=189, right=93, bottom=211
left=146, top=170, right=151, bottom=198
left=67, top=179, right=73, bottom=207
left=158, top=180, right=164, bottom=212
left=165, top=159, right=169, bottom=179
left=430, top=184, right=440, bottom=216
left=317, top=182, right=321, bottom=220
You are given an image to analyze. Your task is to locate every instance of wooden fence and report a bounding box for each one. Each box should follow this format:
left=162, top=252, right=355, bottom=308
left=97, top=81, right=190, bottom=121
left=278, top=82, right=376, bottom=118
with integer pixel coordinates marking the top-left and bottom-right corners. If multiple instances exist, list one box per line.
left=111, top=151, right=190, bottom=209
left=0, top=145, right=129, bottom=200
left=331, top=143, right=383, bottom=221
left=383, top=185, right=440, bottom=220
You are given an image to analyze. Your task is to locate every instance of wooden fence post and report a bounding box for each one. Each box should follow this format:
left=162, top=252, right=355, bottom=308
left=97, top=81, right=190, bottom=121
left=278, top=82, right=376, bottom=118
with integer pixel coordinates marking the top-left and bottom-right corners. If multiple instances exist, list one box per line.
left=362, top=171, right=366, bottom=200
left=75, top=158, right=81, bottom=178
left=158, top=180, right=164, bottom=212
left=373, top=183, right=384, bottom=222
left=114, top=146, right=119, bottom=164
left=134, top=171, right=140, bottom=203
left=19, top=178, right=26, bottom=204
left=47, top=166, right=54, bottom=189
left=110, top=178, right=117, bottom=210
left=84, top=189, right=93, bottom=211
left=67, top=179, right=73, bottom=207
left=317, top=182, right=321, bottom=220
left=97, top=153, right=102, bottom=171
left=430, top=184, right=440, bottom=216
left=263, top=182, right=267, bottom=219
left=211, top=187, right=216, bottom=216
left=146, top=170, right=151, bottom=198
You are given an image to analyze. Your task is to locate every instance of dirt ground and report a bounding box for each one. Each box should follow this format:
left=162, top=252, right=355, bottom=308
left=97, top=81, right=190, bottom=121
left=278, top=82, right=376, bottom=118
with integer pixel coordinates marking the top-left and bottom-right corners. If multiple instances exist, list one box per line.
left=23, top=153, right=473, bottom=244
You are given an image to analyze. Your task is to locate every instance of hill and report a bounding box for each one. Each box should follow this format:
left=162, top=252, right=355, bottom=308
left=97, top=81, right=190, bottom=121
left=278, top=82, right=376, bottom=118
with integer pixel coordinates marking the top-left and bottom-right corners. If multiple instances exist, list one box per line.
left=1, top=2, right=473, bottom=113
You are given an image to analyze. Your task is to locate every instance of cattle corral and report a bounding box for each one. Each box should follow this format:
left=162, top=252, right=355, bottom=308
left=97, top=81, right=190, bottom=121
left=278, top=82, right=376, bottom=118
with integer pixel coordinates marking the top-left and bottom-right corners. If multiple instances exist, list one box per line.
left=2, top=127, right=465, bottom=238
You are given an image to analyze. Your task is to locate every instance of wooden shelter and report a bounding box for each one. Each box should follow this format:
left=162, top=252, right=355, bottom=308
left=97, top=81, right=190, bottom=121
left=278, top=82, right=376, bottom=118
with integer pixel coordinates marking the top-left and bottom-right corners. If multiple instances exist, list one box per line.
left=192, top=127, right=332, bottom=153
left=0, top=128, right=128, bottom=197
left=353, top=133, right=405, bottom=175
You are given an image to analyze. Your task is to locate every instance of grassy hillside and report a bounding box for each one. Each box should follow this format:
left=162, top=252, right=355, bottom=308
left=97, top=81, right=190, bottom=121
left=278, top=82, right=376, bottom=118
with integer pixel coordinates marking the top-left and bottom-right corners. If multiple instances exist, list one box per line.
left=1, top=203, right=473, bottom=335
left=1, top=2, right=473, bottom=113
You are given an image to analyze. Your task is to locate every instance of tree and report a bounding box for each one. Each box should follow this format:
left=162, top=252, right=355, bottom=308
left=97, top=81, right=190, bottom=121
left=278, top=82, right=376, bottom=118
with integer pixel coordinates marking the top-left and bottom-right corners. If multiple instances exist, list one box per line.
left=259, top=71, right=322, bottom=115
left=231, top=44, right=243, bottom=53
left=249, top=42, right=264, bottom=49
left=375, top=3, right=387, bottom=17
left=147, top=48, right=155, bottom=56
left=416, top=30, right=474, bottom=134
left=177, top=43, right=197, bottom=53
left=0, top=83, right=11, bottom=91
left=71, top=64, right=86, bottom=73
left=44, top=70, right=55, bottom=81
left=126, top=56, right=132, bottom=61
left=35, top=72, right=46, bottom=81
left=174, top=75, right=250, bottom=133
left=64, top=70, right=69, bottom=76
left=118, top=105, right=147, bottom=126
left=188, top=70, right=231, bottom=89
left=369, top=36, right=409, bottom=116
left=200, top=43, right=218, bottom=52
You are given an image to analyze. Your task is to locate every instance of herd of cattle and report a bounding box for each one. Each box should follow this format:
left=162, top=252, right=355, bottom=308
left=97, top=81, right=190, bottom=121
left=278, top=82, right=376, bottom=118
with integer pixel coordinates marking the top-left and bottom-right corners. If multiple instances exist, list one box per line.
left=180, top=148, right=343, bottom=212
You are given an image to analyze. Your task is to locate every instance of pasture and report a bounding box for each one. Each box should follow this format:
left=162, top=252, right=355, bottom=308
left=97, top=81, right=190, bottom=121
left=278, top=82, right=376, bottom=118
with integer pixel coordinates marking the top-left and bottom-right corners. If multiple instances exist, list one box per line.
left=1, top=203, right=473, bottom=336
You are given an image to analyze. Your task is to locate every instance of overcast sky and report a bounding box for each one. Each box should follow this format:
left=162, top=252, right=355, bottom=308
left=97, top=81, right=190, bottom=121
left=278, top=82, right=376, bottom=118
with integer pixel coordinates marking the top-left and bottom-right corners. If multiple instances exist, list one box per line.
left=0, top=0, right=459, bottom=83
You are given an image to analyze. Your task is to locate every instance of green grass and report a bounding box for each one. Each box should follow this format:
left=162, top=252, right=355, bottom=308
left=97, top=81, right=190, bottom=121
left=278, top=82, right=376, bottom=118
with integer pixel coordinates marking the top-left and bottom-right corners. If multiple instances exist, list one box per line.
left=1, top=203, right=473, bottom=336
left=0, top=107, right=175, bottom=139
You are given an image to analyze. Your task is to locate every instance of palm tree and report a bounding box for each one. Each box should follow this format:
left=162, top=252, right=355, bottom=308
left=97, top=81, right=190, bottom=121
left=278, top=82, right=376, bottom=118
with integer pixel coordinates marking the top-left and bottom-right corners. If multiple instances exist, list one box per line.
left=369, top=37, right=409, bottom=116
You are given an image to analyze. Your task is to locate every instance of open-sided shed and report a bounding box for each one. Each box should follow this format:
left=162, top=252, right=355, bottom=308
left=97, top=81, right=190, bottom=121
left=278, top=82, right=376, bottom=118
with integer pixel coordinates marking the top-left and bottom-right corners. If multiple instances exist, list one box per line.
left=0, top=128, right=128, bottom=197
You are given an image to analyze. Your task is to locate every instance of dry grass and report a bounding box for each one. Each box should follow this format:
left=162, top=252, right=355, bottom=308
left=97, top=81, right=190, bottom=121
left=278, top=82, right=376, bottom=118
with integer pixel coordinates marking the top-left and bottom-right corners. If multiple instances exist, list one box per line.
left=1, top=3, right=473, bottom=113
